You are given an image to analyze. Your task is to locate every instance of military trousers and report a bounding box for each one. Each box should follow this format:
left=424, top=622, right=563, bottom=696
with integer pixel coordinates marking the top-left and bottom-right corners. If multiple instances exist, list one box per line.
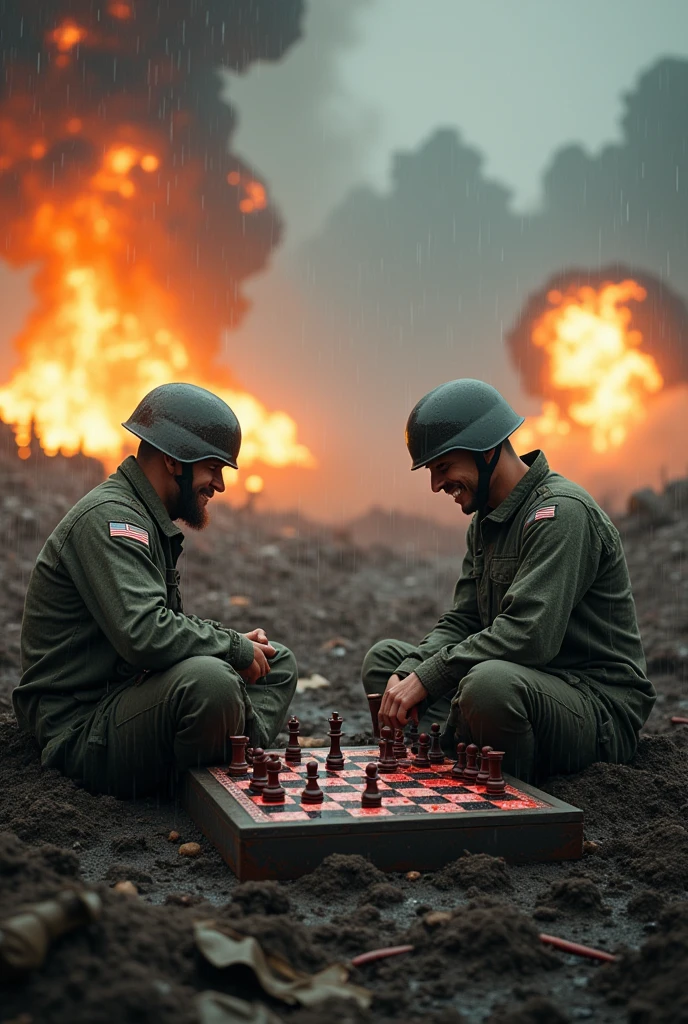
left=362, top=639, right=638, bottom=782
left=54, top=643, right=297, bottom=798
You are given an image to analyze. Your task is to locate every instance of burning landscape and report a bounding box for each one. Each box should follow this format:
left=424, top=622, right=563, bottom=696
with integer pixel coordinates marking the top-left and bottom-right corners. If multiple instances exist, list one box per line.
left=1, top=4, right=688, bottom=1024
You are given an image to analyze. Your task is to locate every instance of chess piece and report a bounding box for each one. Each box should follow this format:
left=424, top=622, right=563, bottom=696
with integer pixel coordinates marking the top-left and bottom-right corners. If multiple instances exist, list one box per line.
left=248, top=748, right=268, bottom=795
left=393, top=728, right=409, bottom=764
left=366, top=693, right=383, bottom=739
left=413, top=733, right=431, bottom=768
left=246, top=746, right=254, bottom=767
left=463, top=743, right=480, bottom=781
left=285, top=716, right=302, bottom=764
left=428, top=723, right=446, bottom=765
left=227, top=735, right=249, bottom=777
left=262, top=755, right=286, bottom=803
left=301, top=760, right=324, bottom=804
left=325, top=712, right=345, bottom=771
left=407, top=718, right=420, bottom=754
left=476, top=745, right=493, bottom=785
left=361, top=763, right=382, bottom=808
left=377, top=725, right=399, bottom=773
left=485, top=750, right=507, bottom=797
left=451, top=741, right=467, bottom=779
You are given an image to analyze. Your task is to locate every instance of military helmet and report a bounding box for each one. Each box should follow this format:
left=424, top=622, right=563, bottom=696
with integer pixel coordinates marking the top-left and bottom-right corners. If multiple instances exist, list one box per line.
left=122, top=383, right=241, bottom=468
left=406, top=378, right=524, bottom=470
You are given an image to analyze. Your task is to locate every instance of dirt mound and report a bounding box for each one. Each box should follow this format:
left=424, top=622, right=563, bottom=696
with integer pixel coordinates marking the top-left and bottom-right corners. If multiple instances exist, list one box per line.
left=535, top=876, right=609, bottom=914
left=229, top=879, right=291, bottom=916
left=431, top=853, right=512, bottom=893
left=626, top=889, right=666, bottom=920
left=609, top=818, right=688, bottom=891
left=487, top=996, right=571, bottom=1024
left=360, top=882, right=405, bottom=906
left=595, top=901, right=688, bottom=1022
left=295, top=853, right=386, bottom=898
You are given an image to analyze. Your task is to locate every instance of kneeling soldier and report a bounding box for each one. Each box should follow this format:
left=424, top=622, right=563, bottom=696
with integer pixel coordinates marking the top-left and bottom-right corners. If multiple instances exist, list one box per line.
left=14, top=383, right=298, bottom=797
left=362, top=378, right=655, bottom=782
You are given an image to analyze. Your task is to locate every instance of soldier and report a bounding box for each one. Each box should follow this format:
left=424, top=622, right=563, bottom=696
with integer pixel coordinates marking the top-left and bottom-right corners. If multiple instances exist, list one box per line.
left=362, top=379, right=655, bottom=781
left=14, top=383, right=298, bottom=797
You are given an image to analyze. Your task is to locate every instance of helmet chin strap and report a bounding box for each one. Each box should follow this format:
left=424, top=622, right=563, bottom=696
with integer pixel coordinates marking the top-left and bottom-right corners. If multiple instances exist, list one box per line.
left=472, top=443, right=503, bottom=513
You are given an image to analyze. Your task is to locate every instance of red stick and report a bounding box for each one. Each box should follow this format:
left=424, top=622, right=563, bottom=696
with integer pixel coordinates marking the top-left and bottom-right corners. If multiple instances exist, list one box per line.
left=351, top=944, right=415, bottom=968
left=671, top=716, right=688, bottom=725
left=539, top=933, right=616, bottom=963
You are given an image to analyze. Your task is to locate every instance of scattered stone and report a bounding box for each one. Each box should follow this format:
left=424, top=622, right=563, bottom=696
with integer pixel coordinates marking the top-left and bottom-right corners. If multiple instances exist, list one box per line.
left=405, top=870, right=422, bottom=881
left=112, top=880, right=138, bottom=897
left=432, top=852, right=513, bottom=893
left=536, top=877, right=609, bottom=915
left=583, top=840, right=599, bottom=855
left=178, top=842, right=201, bottom=858
left=167, top=830, right=180, bottom=842
left=424, top=910, right=453, bottom=927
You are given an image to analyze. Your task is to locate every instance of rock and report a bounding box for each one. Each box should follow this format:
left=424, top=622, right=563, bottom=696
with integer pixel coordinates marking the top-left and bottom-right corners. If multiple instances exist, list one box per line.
left=424, top=910, right=453, bottom=927
left=167, top=831, right=180, bottom=842
left=178, top=842, right=201, bottom=858
left=406, top=870, right=422, bottom=881
left=113, top=880, right=138, bottom=896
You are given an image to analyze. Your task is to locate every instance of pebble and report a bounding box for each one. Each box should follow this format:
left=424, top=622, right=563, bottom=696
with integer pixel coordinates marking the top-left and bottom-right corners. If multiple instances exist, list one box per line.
left=583, top=840, right=599, bottom=855
left=179, top=841, right=202, bottom=857
left=423, top=910, right=452, bottom=927
left=113, top=880, right=138, bottom=896
left=168, top=830, right=180, bottom=842
left=405, top=871, right=422, bottom=881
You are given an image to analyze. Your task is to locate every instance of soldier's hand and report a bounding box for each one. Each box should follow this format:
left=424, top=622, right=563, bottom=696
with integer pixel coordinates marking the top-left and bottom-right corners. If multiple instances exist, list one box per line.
left=239, top=641, right=273, bottom=684
left=243, top=628, right=277, bottom=657
left=379, top=672, right=427, bottom=731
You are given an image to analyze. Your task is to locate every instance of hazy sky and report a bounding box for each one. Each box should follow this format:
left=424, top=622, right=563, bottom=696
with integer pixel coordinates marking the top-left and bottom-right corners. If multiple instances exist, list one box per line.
left=230, top=0, right=688, bottom=240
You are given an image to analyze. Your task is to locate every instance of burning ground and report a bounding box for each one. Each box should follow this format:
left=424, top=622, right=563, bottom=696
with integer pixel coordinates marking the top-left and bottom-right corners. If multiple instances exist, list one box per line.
left=0, top=442, right=687, bottom=1024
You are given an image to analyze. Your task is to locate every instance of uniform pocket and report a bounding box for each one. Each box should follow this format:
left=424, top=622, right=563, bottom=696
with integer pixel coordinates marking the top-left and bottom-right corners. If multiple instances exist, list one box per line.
left=488, top=556, right=518, bottom=618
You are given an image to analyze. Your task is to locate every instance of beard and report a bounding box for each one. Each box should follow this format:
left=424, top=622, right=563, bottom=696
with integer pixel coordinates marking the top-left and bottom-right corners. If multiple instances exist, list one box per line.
left=174, top=466, right=210, bottom=530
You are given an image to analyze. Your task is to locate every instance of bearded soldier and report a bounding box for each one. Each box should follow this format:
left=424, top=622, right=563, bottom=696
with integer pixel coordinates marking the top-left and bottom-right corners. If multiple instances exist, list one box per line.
left=14, top=383, right=298, bottom=796
left=362, top=379, right=655, bottom=781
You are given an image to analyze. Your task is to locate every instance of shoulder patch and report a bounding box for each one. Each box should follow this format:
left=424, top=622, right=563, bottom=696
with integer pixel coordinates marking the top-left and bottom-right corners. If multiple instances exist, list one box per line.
left=524, top=504, right=558, bottom=530
left=109, top=522, right=150, bottom=546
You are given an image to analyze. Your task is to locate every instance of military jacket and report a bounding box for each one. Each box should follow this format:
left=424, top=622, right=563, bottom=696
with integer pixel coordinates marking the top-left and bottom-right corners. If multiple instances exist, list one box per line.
left=14, top=457, right=255, bottom=737
left=396, top=451, right=655, bottom=732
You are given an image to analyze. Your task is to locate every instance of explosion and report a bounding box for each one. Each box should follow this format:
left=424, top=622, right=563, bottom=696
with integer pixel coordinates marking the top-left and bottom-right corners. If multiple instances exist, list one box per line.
left=508, top=267, right=688, bottom=455
left=0, top=1, right=313, bottom=478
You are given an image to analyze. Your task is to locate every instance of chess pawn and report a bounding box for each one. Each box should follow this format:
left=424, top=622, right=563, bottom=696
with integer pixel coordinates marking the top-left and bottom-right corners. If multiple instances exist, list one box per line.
left=248, top=748, right=268, bottom=795
left=476, top=745, right=493, bottom=785
left=301, top=760, right=324, bottom=804
left=262, top=755, right=286, bottom=803
left=227, top=735, right=249, bottom=777
left=393, top=728, right=409, bottom=764
left=485, top=750, right=507, bottom=797
left=377, top=725, right=399, bottom=774
left=428, top=723, right=446, bottom=765
left=361, top=763, right=382, bottom=808
left=413, top=733, right=431, bottom=769
left=463, top=743, right=480, bottom=781
left=285, top=715, right=302, bottom=764
left=325, top=711, right=345, bottom=771
left=451, top=741, right=467, bottom=779
left=407, top=718, right=420, bottom=754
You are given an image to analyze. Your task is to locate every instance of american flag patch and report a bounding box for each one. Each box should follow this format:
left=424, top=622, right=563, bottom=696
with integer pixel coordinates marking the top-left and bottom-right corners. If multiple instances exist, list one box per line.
left=109, top=522, right=150, bottom=546
left=524, top=504, right=558, bottom=530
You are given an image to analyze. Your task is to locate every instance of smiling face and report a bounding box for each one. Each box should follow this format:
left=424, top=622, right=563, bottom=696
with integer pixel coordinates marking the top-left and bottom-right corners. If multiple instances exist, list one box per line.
left=174, top=458, right=226, bottom=529
left=426, top=449, right=493, bottom=516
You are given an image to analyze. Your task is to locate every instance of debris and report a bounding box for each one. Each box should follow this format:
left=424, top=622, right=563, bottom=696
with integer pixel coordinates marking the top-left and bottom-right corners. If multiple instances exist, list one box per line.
left=671, top=716, right=688, bottom=725
left=229, top=595, right=251, bottom=607
left=423, top=911, right=453, bottom=927
left=0, top=890, right=102, bottom=979
left=179, top=842, right=202, bottom=858
left=583, top=840, right=600, bottom=854
left=196, top=991, right=284, bottom=1024
left=112, top=880, right=138, bottom=897
left=295, top=674, right=331, bottom=693
left=319, top=637, right=352, bottom=652
left=168, top=830, right=181, bottom=842
left=194, top=922, right=371, bottom=1009
left=298, top=736, right=328, bottom=748
left=538, top=933, right=616, bottom=962
left=405, top=871, right=422, bottom=881
left=350, top=944, right=414, bottom=968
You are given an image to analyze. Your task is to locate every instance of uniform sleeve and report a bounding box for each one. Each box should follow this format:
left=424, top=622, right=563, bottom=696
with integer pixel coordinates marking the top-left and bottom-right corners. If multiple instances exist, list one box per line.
left=67, top=509, right=255, bottom=672
left=395, top=519, right=482, bottom=681
left=414, top=498, right=603, bottom=700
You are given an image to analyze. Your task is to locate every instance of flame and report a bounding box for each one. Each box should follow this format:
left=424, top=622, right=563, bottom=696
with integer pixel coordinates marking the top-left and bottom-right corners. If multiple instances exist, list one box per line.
left=49, top=21, right=88, bottom=53
left=514, top=280, right=664, bottom=453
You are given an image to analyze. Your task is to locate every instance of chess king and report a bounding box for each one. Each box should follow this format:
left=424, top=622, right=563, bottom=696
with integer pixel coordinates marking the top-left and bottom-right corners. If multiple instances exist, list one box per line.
left=13, top=384, right=298, bottom=797
left=362, top=379, right=656, bottom=782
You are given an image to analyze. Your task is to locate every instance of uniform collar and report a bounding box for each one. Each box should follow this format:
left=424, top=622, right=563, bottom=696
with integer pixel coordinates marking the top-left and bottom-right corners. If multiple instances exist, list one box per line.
left=115, top=456, right=184, bottom=540
left=484, top=450, right=550, bottom=524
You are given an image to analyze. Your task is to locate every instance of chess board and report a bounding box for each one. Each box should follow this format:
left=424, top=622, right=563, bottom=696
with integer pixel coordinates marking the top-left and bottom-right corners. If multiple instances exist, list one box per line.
left=183, top=747, right=583, bottom=880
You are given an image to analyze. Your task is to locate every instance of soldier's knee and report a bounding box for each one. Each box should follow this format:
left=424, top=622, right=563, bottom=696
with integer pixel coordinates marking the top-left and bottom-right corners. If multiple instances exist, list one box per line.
left=361, top=639, right=397, bottom=691
left=458, top=661, right=522, bottom=725
left=269, top=643, right=298, bottom=696
left=174, top=656, right=245, bottom=734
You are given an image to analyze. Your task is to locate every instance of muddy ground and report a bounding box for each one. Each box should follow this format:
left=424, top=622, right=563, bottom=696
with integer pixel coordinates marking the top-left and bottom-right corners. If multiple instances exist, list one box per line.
left=1, top=444, right=687, bottom=1023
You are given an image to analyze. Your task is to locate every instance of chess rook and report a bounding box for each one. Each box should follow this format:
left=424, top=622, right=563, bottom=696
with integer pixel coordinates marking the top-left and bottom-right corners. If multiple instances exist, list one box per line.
left=463, top=743, right=480, bottom=781
left=325, top=712, right=345, bottom=771
left=428, top=723, right=446, bottom=765
left=301, top=761, right=324, bottom=804
left=361, top=763, right=382, bottom=808
left=366, top=693, right=383, bottom=739
left=485, top=750, right=507, bottom=797
left=413, top=732, right=431, bottom=768
left=285, top=716, right=302, bottom=764
left=377, top=725, right=399, bottom=773
left=476, top=745, right=493, bottom=785
left=451, top=741, right=467, bottom=779
left=227, top=735, right=249, bottom=777
left=262, top=755, right=286, bottom=803
left=248, top=748, right=268, bottom=795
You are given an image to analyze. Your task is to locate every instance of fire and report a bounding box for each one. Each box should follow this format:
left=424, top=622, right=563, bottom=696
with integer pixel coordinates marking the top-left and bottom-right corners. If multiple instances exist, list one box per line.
left=49, top=21, right=87, bottom=53
left=514, top=280, right=664, bottom=453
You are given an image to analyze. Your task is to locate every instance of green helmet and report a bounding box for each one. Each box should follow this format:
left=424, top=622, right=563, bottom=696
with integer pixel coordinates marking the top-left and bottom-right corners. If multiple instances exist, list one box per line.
left=122, top=383, right=241, bottom=468
left=406, top=378, right=524, bottom=470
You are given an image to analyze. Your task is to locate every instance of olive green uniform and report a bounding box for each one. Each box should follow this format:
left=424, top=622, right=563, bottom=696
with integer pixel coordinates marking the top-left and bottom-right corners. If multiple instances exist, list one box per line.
left=362, top=451, right=655, bottom=781
left=14, top=457, right=297, bottom=796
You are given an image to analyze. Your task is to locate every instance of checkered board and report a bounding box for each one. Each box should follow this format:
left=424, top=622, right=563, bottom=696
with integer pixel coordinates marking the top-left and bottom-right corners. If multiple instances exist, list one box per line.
left=184, top=747, right=584, bottom=880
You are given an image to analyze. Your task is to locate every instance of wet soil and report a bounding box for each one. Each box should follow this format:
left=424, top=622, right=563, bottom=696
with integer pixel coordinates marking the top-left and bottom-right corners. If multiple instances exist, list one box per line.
left=1, top=448, right=687, bottom=1023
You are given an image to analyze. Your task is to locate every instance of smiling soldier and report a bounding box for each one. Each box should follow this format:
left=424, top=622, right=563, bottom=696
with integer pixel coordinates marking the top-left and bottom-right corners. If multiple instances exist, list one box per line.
left=14, top=383, right=298, bottom=796
left=362, top=378, right=655, bottom=782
